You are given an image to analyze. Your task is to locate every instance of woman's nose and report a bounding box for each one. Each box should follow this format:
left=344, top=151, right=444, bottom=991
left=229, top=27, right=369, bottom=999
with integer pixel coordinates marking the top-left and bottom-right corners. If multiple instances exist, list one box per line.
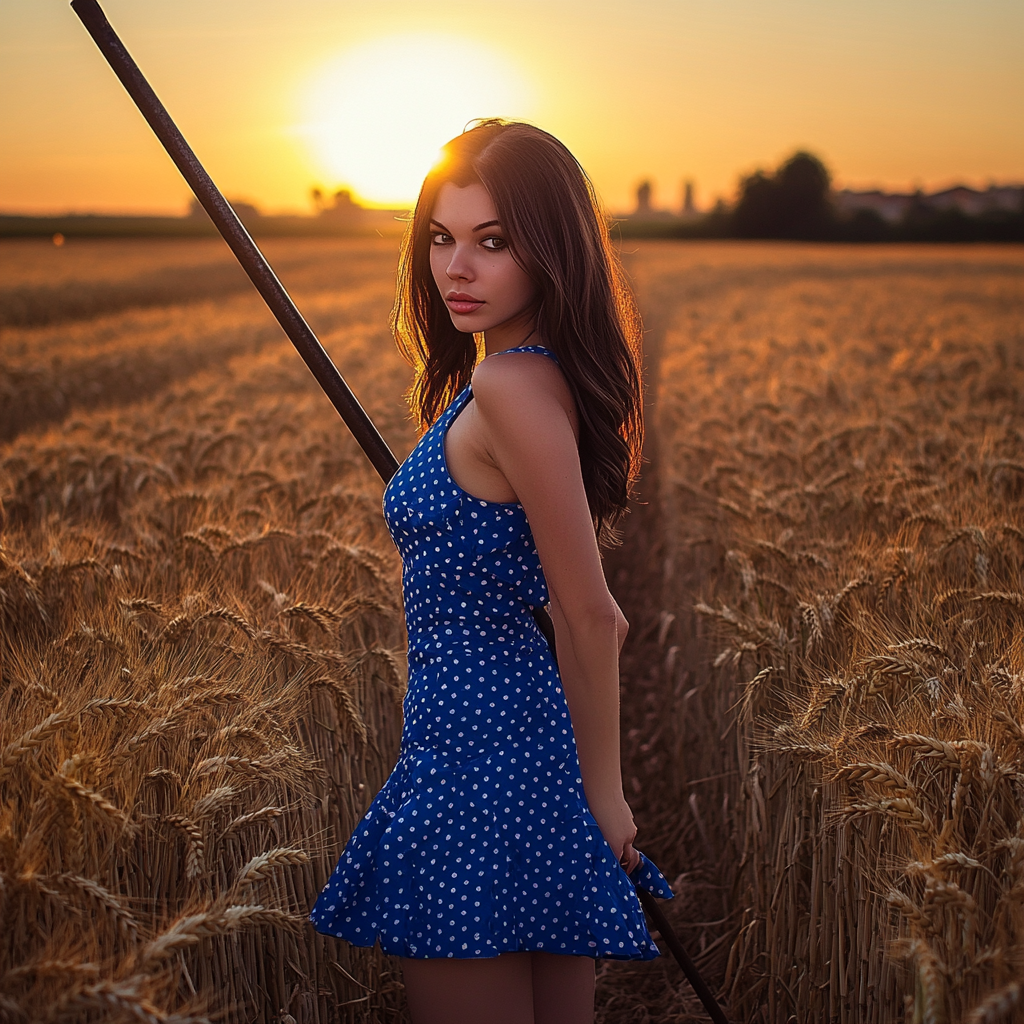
left=445, top=245, right=474, bottom=281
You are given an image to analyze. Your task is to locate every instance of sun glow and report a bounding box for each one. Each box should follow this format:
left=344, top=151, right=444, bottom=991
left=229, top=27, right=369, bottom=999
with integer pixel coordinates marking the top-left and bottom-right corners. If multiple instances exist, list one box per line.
left=298, top=34, right=534, bottom=207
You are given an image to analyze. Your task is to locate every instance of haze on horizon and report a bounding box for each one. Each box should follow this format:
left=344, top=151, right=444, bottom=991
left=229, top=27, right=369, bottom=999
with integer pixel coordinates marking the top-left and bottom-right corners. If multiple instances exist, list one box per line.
left=2, top=0, right=1022, bottom=217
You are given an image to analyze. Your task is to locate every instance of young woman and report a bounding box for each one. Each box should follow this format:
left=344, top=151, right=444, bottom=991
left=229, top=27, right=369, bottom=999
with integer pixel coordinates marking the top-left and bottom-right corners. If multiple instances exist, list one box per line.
left=310, top=119, right=674, bottom=1024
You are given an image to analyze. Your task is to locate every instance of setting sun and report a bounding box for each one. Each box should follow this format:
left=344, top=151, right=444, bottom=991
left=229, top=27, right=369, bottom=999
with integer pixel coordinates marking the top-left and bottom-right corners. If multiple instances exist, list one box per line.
left=297, top=34, right=534, bottom=207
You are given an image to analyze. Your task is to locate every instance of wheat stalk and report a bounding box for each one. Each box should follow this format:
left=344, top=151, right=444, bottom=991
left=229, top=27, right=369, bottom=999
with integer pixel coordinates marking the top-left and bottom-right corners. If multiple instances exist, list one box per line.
left=58, top=873, right=139, bottom=936
left=227, top=848, right=310, bottom=898
left=964, top=982, right=1022, bottom=1024
left=57, top=775, right=135, bottom=832
left=0, top=712, right=72, bottom=782
left=165, top=815, right=205, bottom=879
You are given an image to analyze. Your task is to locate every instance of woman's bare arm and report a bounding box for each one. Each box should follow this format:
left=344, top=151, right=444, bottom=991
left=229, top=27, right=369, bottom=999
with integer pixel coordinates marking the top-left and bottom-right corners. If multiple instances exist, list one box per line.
left=467, top=353, right=639, bottom=868
left=612, top=595, right=629, bottom=655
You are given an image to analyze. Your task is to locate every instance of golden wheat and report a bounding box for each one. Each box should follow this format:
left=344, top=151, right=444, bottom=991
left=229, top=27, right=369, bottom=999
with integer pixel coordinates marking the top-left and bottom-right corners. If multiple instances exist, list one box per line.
left=4, top=237, right=1022, bottom=1024
left=0, top=238, right=412, bottom=1023
left=618, top=242, right=1024, bottom=1023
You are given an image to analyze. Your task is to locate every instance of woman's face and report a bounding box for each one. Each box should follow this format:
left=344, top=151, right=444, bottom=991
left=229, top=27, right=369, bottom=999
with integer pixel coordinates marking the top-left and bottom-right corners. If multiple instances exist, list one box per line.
left=428, top=181, right=538, bottom=338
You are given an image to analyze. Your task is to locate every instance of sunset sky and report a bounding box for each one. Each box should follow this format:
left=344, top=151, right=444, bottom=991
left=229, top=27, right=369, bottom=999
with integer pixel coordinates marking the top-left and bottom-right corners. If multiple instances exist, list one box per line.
left=2, top=0, right=1022, bottom=216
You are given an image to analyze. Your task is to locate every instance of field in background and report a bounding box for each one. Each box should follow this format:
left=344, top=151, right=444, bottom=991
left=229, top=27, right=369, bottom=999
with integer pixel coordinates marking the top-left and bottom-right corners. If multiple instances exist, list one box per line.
left=0, top=238, right=415, bottom=1023
left=1, top=238, right=1022, bottom=1023
left=613, top=242, right=1024, bottom=1023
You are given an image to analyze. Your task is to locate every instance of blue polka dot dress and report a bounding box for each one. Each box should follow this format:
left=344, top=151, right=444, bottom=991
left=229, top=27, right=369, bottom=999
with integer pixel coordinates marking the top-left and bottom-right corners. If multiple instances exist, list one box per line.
left=310, top=344, right=674, bottom=960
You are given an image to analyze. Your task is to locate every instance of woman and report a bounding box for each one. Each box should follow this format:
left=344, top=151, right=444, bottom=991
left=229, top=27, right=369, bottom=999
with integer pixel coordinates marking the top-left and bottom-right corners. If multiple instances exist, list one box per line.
left=310, top=119, right=674, bottom=1024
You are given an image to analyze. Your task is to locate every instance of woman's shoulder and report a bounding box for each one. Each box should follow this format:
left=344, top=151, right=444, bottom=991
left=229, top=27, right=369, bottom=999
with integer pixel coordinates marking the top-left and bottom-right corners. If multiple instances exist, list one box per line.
left=472, top=346, right=566, bottom=404
left=470, top=349, right=578, bottom=436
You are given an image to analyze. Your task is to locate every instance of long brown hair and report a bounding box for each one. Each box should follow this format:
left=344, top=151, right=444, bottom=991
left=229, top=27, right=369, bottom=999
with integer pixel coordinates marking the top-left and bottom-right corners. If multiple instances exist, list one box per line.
left=391, top=118, right=644, bottom=543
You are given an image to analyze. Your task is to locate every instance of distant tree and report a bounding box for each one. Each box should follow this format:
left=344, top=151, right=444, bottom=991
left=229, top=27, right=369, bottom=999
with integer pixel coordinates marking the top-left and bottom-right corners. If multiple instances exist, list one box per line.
left=840, top=208, right=889, bottom=242
left=731, top=169, right=776, bottom=237
left=732, top=151, right=835, bottom=239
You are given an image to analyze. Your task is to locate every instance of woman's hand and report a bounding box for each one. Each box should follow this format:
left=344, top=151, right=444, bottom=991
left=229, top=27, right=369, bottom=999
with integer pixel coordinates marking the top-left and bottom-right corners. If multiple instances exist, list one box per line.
left=588, top=790, right=641, bottom=875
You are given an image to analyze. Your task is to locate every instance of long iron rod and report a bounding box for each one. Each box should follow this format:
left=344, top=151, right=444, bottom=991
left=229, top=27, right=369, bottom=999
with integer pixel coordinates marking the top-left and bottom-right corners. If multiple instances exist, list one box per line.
left=69, top=5, right=729, bottom=1021
left=70, top=0, right=399, bottom=484
left=636, top=888, right=731, bottom=1024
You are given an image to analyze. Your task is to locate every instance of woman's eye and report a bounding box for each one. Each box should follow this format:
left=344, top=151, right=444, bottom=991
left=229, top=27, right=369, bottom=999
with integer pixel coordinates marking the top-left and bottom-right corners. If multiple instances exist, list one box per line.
left=481, top=236, right=508, bottom=251
left=431, top=232, right=452, bottom=245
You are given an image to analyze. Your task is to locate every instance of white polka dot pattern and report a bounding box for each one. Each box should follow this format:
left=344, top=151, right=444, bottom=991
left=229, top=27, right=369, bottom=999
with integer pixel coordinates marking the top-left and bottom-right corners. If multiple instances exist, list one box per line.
left=309, top=345, right=674, bottom=960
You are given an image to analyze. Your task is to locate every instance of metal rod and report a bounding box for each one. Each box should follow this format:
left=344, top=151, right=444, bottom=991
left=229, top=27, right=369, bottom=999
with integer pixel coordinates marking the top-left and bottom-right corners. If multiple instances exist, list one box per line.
left=68, top=6, right=725, bottom=1016
left=70, top=0, right=400, bottom=484
left=635, top=887, right=731, bottom=1024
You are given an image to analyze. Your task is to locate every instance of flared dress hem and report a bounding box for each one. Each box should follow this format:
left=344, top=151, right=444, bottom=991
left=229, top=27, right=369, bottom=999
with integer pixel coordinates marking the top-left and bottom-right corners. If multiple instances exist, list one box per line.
left=308, top=744, right=674, bottom=962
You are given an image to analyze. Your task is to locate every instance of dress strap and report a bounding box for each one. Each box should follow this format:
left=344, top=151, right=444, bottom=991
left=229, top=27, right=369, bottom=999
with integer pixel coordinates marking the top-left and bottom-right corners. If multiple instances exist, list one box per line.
left=486, top=344, right=559, bottom=364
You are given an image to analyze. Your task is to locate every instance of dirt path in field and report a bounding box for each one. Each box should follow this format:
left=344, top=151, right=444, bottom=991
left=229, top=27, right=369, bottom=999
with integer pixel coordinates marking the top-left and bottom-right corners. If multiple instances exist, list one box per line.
left=596, top=267, right=731, bottom=1024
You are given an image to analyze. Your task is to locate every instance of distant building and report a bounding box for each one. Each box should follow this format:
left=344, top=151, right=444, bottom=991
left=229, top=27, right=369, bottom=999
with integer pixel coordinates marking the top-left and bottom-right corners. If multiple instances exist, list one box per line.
left=833, top=190, right=913, bottom=223
left=318, top=189, right=362, bottom=222
left=835, top=185, right=1023, bottom=223
left=626, top=180, right=676, bottom=221
left=927, top=185, right=1023, bottom=216
left=311, top=187, right=408, bottom=231
left=682, top=180, right=696, bottom=217
left=635, top=181, right=653, bottom=216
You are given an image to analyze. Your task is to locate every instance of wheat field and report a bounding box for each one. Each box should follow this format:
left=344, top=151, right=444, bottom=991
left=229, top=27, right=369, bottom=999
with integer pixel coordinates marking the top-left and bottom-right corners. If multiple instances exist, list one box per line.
left=1, top=237, right=1022, bottom=1023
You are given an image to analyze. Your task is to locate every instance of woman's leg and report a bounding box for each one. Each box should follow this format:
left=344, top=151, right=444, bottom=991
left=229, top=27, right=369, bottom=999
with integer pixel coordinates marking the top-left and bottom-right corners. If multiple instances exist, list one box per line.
left=530, top=951, right=595, bottom=1024
left=401, top=951, right=534, bottom=1024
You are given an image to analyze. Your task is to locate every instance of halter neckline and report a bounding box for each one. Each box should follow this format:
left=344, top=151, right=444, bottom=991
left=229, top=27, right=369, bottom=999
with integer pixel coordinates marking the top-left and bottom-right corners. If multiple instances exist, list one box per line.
left=484, top=344, right=557, bottom=360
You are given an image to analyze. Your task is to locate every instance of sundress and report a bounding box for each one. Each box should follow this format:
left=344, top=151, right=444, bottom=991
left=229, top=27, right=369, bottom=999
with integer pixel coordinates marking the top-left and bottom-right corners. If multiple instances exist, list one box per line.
left=309, top=344, right=674, bottom=959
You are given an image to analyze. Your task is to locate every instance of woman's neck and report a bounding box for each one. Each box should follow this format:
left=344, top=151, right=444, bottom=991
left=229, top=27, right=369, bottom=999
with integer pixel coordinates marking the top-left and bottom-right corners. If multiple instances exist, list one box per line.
left=482, top=313, right=541, bottom=357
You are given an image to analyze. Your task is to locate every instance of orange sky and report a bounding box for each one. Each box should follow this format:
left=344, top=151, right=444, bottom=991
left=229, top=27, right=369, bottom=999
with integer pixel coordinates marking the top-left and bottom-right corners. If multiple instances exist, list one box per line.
left=2, top=0, right=1022, bottom=216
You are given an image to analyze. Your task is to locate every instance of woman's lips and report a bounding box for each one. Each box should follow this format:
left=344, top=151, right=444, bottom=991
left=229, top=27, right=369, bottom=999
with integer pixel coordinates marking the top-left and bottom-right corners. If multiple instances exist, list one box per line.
left=446, top=294, right=484, bottom=315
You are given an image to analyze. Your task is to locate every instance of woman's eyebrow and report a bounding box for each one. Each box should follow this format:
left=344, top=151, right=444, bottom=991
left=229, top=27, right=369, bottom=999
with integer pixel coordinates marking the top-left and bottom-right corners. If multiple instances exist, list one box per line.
left=429, top=218, right=502, bottom=233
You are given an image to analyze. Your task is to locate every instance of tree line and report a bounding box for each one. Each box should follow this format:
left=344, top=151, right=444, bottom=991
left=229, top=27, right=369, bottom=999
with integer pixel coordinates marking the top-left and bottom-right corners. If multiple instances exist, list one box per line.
left=616, top=152, right=1024, bottom=242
